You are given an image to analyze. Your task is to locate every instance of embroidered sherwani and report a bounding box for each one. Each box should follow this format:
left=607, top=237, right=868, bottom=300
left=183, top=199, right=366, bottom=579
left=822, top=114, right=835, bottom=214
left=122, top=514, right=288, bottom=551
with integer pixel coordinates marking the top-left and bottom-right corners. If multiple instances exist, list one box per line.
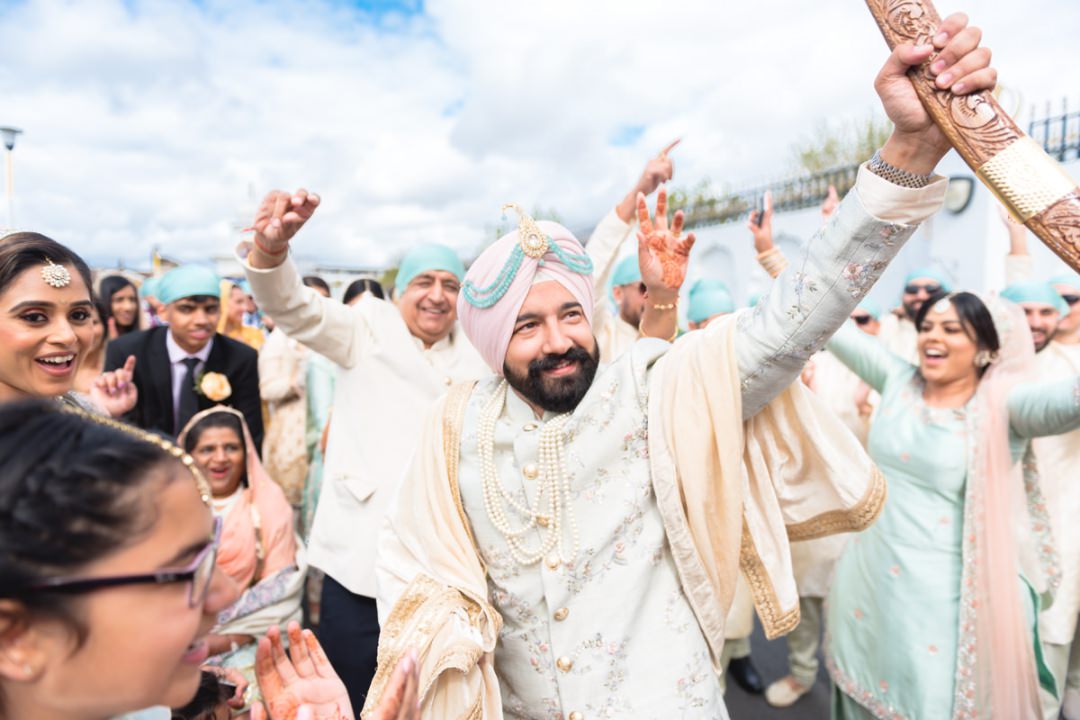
left=369, top=166, right=949, bottom=720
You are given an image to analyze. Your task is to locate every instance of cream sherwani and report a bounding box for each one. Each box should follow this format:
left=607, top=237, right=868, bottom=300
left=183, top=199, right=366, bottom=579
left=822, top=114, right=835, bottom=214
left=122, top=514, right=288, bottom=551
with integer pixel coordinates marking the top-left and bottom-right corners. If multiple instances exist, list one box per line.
left=1033, top=341, right=1080, bottom=718
left=368, top=167, right=948, bottom=719
left=586, top=210, right=641, bottom=364
left=238, top=254, right=488, bottom=597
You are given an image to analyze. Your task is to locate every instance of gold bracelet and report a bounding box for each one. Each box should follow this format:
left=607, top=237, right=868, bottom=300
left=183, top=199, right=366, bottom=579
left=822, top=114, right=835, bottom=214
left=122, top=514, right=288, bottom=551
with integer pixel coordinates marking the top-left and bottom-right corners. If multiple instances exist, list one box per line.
left=652, top=301, right=677, bottom=311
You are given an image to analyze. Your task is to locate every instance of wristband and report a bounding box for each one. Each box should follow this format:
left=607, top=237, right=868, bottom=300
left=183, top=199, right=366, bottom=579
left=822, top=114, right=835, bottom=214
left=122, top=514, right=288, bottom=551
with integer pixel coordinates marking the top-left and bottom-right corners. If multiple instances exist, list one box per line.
left=253, top=235, right=289, bottom=258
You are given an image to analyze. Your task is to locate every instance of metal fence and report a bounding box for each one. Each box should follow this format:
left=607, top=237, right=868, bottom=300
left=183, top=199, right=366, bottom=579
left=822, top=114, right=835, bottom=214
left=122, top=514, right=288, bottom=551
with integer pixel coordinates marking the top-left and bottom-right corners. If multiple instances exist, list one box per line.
left=679, top=163, right=861, bottom=230
left=1028, top=98, right=1080, bottom=162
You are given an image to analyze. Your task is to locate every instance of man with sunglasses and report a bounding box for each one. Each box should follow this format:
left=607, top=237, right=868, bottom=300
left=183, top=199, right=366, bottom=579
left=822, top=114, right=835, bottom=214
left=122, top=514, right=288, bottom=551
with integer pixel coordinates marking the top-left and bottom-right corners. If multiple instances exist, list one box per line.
left=1050, top=274, right=1080, bottom=346
left=877, top=267, right=951, bottom=364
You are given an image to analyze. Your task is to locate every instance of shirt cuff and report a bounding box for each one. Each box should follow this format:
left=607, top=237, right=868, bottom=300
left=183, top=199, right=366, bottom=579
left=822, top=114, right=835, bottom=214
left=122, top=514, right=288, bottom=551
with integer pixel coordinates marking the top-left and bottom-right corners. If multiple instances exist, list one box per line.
left=854, top=162, right=948, bottom=225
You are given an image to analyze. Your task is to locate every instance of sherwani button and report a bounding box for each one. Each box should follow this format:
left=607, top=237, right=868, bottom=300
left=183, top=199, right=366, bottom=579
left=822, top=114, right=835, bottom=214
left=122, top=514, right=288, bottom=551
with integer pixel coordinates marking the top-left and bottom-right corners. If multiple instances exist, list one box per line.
left=522, top=463, right=539, bottom=479
left=443, top=376, right=453, bottom=386
left=536, top=515, right=550, bottom=527
left=523, top=423, right=538, bottom=431
left=556, top=656, right=574, bottom=672
left=545, top=552, right=560, bottom=569
left=568, top=712, right=583, bottom=720
left=554, top=607, right=569, bottom=621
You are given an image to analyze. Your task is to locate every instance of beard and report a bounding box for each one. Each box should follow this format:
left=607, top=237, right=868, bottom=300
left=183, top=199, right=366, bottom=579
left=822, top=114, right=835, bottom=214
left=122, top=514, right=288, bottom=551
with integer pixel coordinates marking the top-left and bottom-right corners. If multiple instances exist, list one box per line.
left=503, top=342, right=600, bottom=414
left=903, top=299, right=922, bottom=321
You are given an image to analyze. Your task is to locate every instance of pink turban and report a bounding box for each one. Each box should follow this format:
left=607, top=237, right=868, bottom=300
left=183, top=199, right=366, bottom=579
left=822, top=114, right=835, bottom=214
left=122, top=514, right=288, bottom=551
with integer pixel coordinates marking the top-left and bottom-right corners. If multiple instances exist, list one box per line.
left=457, top=208, right=595, bottom=375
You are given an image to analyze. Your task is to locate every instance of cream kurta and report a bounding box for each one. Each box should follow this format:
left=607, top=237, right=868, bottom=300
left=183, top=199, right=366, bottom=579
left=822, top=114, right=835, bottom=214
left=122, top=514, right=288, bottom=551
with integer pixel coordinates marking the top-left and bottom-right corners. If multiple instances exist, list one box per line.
left=239, top=254, right=488, bottom=597
left=878, top=312, right=919, bottom=365
left=371, top=166, right=949, bottom=719
left=585, top=209, right=642, bottom=364
left=1033, top=341, right=1080, bottom=646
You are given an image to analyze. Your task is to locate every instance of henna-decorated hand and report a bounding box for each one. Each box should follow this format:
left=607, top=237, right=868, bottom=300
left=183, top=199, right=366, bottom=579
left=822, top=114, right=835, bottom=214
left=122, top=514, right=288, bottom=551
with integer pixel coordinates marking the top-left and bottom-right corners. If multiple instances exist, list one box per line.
left=251, top=622, right=352, bottom=720
left=876, top=12, right=995, bottom=173
left=368, top=651, right=421, bottom=720
left=91, top=355, right=138, bottom=418
left=251, top=189, right=321, bottom=258
left=635, top=187, right=696, bottom=293
left=747, top=191, right=774, bottom=254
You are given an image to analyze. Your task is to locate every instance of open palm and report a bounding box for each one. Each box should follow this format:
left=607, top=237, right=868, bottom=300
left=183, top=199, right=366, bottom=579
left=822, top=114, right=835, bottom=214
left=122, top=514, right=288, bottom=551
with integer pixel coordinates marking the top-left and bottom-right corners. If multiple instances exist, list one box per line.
left=636, top=188, right=696, bottom=292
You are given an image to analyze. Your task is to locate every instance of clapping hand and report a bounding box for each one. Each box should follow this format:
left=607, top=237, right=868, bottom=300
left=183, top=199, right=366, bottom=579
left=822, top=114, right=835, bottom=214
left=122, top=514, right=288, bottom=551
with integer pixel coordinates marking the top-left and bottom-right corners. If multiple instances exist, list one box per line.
left=91, top=355, right=138, bottom=418
left=251, top=189, right=321, bottom=259
left=636, top=187, right=696, bottom=292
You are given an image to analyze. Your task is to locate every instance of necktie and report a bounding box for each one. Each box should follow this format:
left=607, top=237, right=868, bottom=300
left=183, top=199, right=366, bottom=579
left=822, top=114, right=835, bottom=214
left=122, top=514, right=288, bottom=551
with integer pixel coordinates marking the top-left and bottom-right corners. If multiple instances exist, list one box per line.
left=177, top=357, right=201, bottom=434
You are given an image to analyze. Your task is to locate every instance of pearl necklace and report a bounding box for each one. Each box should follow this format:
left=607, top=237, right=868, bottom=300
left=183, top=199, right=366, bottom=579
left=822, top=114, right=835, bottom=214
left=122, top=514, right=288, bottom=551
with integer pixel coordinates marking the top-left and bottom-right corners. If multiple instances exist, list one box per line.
left=478, top=380, right=580, bottom=567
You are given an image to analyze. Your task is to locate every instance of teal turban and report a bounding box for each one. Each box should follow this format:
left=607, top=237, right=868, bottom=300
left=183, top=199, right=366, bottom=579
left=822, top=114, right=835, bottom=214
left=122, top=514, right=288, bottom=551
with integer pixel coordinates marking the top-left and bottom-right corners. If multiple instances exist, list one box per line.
left=687, top=279, right=735, bottom=323
left=395, top=243, right=465, bottom=295
left=1001, top=281, right=1068, bottom=316
left=611, top=255, right=642, bottom=288
left=1049, top=272, right=1080, bottom=294
left=157, top=265, right=222, bottom=305
left=140, top=275, right=161, bottom=300
left=855, top=298, right=882, bottom=321
left=904, top=266, right=952, bottom=293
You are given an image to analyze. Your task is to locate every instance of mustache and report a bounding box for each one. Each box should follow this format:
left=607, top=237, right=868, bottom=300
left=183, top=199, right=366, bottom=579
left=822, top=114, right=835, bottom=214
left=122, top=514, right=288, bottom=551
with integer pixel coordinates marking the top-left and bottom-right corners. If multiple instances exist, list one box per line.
left=529, top=345, right=593, bottom=375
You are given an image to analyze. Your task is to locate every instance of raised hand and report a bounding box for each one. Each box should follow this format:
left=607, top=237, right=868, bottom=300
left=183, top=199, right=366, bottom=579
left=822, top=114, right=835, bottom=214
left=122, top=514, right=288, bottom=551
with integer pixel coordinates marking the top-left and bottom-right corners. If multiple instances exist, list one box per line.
left=252, top=622, right=352, bottom=720
left=875, top=12, right=995, bottom=173
left=636, top=187, right=696, bottom=292
left=820, top=185, right=840, bottom=222
left=616, top=140, right=680, bottom=224
left=747, top=191, right=774, bottom=254
left=368, top=651, right=420, bottom=720
left=251, top=189, right=321, bottom=258
left=91, top=355, right=138, bottom=418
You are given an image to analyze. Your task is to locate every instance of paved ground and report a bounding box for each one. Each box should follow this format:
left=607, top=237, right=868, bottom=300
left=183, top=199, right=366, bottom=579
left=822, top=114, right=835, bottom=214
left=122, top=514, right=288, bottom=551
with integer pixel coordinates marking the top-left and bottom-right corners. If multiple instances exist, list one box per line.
left=723, top=619, right=832, bottom=720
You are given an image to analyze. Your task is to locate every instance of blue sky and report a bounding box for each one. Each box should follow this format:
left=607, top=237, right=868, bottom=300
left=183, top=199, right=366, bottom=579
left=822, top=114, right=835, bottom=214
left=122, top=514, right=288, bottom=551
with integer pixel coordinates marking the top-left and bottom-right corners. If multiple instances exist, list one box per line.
left=1, top=0, right=1077, bottom=268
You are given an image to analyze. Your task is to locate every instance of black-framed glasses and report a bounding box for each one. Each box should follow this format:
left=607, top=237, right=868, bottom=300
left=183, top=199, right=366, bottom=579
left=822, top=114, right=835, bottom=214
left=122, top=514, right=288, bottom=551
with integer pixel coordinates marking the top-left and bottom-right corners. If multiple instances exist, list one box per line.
left=851, top=314, right=873, bottom=325
left=1062, top=294, right=1080, bottom=306
left=904, top=283, right=941, bottom=295
left=28, top=517, right=221, bottom=609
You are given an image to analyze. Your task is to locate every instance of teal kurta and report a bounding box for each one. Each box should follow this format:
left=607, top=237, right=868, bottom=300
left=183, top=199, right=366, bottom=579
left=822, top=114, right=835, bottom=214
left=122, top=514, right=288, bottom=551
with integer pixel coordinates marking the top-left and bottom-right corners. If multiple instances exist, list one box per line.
left=823, top=324, right=1080, bottom=720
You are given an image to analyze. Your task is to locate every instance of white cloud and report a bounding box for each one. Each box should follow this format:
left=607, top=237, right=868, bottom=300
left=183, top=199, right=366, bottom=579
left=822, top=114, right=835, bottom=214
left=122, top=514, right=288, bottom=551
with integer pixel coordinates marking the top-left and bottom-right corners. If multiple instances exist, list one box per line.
left=1, top=0, right=1077, bottom=269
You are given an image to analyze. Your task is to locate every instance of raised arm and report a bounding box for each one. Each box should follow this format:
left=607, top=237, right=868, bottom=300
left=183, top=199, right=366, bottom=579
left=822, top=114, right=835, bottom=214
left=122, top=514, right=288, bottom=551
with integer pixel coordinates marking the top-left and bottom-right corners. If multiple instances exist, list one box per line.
left=237, top=189, right=369, bottom=369
left=1000, top=204, right=1035, bottom=285
left=826, top=321, right=911, bottom=394
left=735, top=12, right=993, bottom=419
left=1008, top=374, right=1080, bottom=439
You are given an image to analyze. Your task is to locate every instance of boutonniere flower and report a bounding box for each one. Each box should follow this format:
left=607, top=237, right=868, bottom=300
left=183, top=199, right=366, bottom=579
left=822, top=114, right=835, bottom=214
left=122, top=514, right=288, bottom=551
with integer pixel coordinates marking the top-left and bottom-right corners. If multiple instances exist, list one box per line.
left=196, top=371, right=232, bottom=402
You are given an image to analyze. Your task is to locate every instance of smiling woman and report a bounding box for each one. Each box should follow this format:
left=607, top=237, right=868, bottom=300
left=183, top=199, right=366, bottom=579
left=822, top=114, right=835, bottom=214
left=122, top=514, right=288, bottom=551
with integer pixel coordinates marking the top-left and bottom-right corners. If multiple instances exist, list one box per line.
left=0, top=232, right=138, bottom=417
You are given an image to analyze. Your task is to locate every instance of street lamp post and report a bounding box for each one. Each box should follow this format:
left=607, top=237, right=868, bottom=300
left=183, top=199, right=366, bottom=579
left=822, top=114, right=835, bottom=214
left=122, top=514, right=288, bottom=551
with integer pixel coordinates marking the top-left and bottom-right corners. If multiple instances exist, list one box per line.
left=0, top=127, right=23, bottom=230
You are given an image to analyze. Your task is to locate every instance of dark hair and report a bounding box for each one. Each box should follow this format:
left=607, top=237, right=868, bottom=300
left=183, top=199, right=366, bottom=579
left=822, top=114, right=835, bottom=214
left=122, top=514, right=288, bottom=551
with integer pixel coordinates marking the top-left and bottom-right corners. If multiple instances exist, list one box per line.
left=182, top=411, right=247, bottom=481
left=171, top=671, right=231, bottom=720
left=0, top=401, right=185, bottom=640
left=343, top=278, right=385, bottom=304
left=915, top=290, right=1001, bottom=376
left=302, top=275, right=331, bottom=296
left=97, top=274, right=141, bottom=335
left=0, top=232, right=93, bottom=298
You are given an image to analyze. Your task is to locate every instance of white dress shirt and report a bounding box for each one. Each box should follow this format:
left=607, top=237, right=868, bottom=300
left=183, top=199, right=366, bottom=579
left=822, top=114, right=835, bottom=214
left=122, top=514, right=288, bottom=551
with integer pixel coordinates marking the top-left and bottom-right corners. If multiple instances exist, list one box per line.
left=166, top=330, right=213, bottom=430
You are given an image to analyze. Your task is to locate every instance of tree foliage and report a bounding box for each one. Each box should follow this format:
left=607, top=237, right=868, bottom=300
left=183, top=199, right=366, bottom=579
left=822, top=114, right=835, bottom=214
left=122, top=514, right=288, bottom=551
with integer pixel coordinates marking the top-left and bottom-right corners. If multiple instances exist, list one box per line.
left=790, top=112, right=893, bottom=174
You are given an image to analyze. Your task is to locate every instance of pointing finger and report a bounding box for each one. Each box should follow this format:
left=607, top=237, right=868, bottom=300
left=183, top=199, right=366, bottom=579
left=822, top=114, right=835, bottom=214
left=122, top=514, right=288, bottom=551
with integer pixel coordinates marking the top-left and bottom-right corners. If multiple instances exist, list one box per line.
left=658, top=138, right=681, bottom=158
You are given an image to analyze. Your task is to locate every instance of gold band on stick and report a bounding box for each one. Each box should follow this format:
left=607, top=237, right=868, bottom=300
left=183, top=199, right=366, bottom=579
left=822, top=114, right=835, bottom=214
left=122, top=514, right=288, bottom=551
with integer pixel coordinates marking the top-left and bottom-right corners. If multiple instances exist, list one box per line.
left=977, top=138, right=1078, bottom=222
left=864, top=0, right=1080, bottom=273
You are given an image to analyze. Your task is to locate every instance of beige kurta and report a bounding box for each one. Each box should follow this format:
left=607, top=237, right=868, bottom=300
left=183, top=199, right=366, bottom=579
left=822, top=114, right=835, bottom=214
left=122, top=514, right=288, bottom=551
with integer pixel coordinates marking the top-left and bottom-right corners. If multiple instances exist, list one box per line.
left=585, top=209, right=642, bottom=364
left=239, top=253, right=489, bottom=597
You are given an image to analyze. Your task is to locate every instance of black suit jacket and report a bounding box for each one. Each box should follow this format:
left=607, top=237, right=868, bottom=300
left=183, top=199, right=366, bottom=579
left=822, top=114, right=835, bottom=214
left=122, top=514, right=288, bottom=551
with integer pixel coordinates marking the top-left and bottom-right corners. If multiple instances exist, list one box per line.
left=105, top=327, right=264, bottom=451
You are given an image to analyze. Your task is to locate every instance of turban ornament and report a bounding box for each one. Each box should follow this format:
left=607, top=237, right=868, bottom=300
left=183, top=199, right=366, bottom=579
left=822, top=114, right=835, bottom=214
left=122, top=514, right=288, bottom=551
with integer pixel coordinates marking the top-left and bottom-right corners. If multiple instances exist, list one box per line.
left=461, top=204, right=593, bottom=310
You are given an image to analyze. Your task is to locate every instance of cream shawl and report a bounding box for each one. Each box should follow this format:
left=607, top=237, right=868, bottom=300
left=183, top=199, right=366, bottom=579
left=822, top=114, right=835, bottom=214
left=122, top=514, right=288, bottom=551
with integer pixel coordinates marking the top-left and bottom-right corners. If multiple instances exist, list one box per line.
left=366, top=314, right=885, bottom=717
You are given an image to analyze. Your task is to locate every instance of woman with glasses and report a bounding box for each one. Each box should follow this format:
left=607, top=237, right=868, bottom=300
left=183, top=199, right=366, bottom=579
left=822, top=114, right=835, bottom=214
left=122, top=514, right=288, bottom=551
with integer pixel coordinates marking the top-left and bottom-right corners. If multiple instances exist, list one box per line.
left=824, top=291, right=1080, bottom=718
left=0, top=400, right=419, bottom=720
left=178, top=407, right=305, bottom=704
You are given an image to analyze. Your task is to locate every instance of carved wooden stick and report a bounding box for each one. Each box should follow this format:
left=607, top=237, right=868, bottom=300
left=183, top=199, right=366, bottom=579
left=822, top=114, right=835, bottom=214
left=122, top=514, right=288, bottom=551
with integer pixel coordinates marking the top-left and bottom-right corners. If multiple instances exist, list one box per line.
left=865, top=0, right=1080, bottom=273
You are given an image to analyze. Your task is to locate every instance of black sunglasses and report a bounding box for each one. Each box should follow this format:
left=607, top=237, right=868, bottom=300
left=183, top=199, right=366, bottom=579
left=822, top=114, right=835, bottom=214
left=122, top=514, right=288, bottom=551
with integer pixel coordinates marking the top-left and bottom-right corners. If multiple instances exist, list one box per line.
left=1062, top=294, right=1080, bottom=306
left=904, top=283, right=941, bottom=295
left=852, top=314, right=873, bottom=325
left=27, top=517, right=221, bottom=609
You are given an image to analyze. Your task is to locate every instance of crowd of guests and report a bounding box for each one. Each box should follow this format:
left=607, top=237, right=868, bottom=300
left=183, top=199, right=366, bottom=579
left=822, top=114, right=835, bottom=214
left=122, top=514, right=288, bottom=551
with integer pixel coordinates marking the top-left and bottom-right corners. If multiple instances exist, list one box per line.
left=0, top=16, right=1075, bottom=720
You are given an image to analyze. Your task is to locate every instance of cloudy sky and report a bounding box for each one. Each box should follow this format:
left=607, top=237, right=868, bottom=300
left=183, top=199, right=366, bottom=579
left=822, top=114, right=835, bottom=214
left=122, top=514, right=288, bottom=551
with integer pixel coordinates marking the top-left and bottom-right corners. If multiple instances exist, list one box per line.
left=1, top=0, right=1077, bottom=269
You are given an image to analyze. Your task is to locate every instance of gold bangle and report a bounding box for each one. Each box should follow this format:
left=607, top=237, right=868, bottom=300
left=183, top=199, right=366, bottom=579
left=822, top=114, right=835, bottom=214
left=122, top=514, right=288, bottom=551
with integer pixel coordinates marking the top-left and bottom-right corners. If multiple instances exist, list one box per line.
left=652, top=301, right=677, bottom=311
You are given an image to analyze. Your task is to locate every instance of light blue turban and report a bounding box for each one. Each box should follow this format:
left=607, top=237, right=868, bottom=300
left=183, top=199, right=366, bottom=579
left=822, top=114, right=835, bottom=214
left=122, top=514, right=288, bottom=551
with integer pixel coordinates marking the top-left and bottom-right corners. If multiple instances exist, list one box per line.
left=855, top=298, right=882, bottom=321
left=395, top=243, right=465, bottom=295
left=611, top=255, right=642, bottom=288
left=140, top=275, right=161, bottom=300
left=1049, top=273, right=1080, bottom=294
left=157, top=265, right=222, bottom=305
left=904, top=266, right=952, bottom=293
left=687, top=279, right=735, bottom=323
left=1001, top=281, right=1068, bottom=316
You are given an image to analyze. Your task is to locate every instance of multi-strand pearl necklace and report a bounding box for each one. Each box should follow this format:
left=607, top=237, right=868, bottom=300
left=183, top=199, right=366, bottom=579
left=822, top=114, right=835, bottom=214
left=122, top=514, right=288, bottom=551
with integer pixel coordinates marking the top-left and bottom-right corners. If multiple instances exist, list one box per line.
left=478, top=380, right=580, bottom=567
